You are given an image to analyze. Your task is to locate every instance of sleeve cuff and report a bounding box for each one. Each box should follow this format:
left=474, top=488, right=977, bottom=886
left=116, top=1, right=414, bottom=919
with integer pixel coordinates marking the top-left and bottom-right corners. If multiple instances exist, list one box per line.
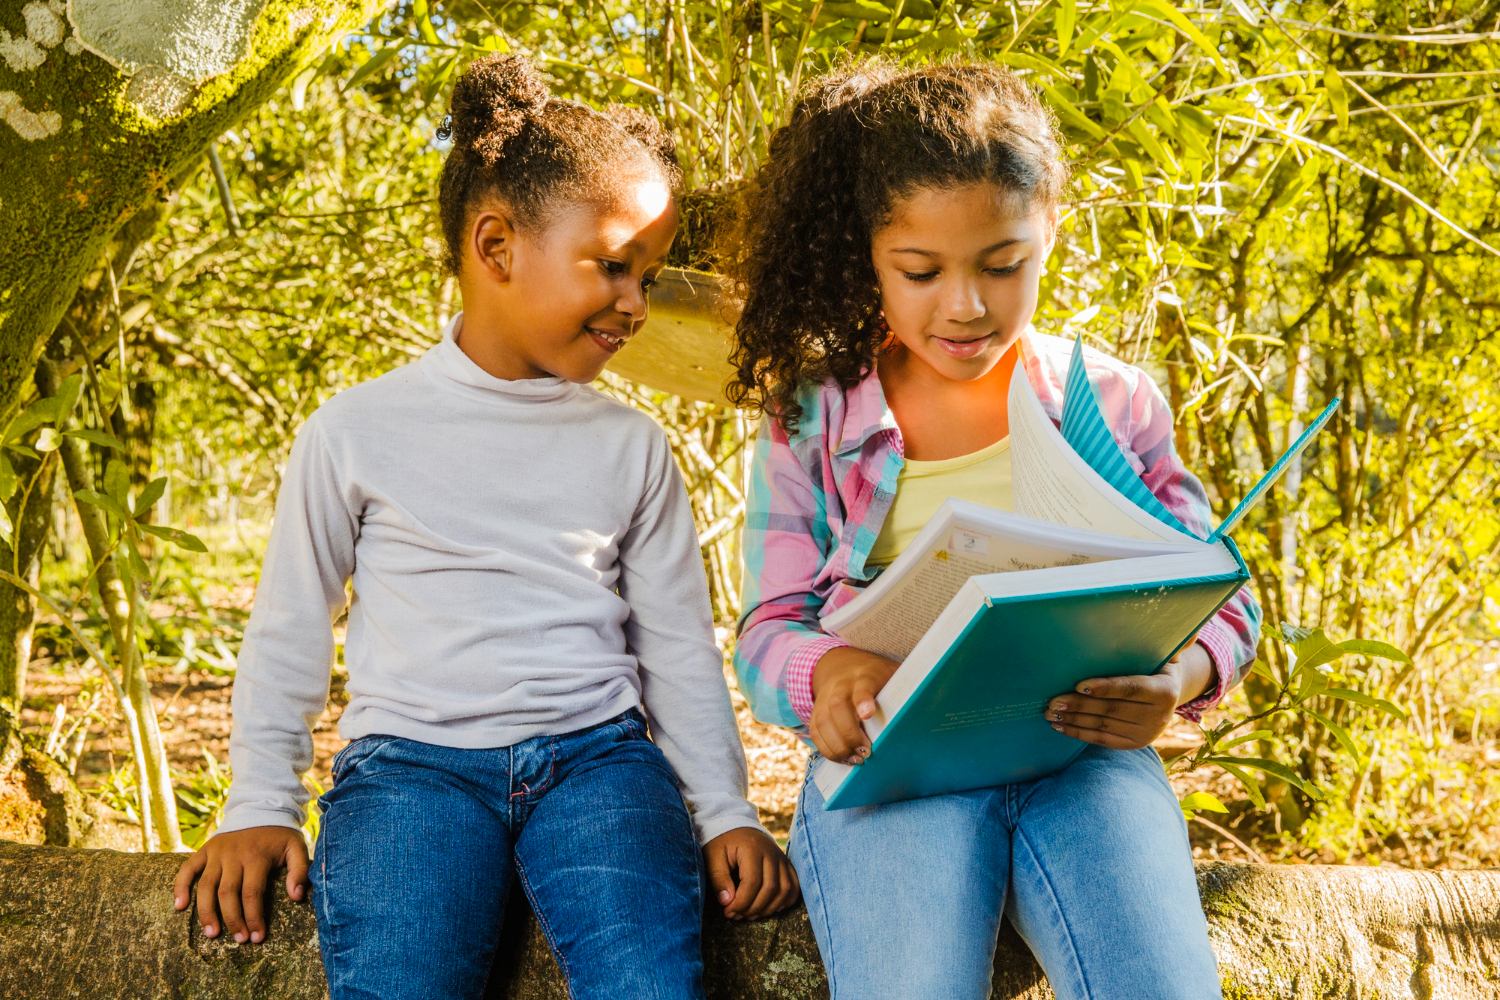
left=786, top=634, right=850, bottom=723
left=1175, top=620, right=1238, bottom=723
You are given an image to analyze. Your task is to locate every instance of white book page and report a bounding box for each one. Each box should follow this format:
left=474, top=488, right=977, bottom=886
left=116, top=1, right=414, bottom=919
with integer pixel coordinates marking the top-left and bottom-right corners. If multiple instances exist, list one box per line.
left=1008, top=367, right=1194, bottom=543
left=823, top=501, right=1195, bottom=663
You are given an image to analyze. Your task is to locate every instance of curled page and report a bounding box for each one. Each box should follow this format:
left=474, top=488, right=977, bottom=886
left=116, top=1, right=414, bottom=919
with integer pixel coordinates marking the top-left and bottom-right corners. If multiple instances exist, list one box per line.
left=1009, top=364, right=1196, bottom=543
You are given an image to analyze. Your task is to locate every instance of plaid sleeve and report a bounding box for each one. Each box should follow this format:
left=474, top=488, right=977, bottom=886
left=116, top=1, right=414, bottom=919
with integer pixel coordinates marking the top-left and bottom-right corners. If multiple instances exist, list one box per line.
left=1120, top=368, right=1264, bottom=721
left=733, top=417, right=847, bottom=734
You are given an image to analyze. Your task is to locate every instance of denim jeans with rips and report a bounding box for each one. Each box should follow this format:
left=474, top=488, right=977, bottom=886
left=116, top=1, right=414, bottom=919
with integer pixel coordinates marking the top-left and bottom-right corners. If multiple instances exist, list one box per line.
left=310, top=709, right=705, bottom=1000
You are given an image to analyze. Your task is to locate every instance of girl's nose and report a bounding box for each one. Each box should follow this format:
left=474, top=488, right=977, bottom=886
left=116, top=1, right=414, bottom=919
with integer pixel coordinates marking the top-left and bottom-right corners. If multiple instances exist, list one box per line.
left=942, top=280, right=986, bottom=323
left=616, top=282, right=648, bottom=323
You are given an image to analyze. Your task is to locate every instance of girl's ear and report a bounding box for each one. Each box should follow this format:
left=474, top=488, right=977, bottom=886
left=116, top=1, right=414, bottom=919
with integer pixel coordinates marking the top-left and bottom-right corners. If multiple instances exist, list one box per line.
left=1043, top=205, right=1061, bottom=254
left=470, top=209, right=518, bottom=284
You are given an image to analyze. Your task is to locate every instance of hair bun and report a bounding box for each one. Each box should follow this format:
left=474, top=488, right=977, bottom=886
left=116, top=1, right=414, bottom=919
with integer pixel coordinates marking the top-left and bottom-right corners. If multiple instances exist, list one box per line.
left=447, top=53, right=551, bottom=164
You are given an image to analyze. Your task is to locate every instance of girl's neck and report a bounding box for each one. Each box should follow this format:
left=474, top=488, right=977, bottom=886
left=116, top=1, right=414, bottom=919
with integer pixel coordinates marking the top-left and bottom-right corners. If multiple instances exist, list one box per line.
left=878, top=339, right=1019, bottom=462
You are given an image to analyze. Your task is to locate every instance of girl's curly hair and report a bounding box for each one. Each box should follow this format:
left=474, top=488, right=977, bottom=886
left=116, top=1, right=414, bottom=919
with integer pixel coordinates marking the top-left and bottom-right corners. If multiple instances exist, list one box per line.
left=723, top=58, right=1068, bottom=430
left=438, top=54, right=682, bottom=274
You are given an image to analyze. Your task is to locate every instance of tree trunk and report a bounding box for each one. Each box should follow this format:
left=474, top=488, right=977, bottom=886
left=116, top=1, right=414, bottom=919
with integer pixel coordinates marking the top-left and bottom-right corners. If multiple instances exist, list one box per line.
left=0, top=0, right=386, bottom=427
left=0, top=438, right=58, bottom=707
left=3, top=843, right=1500, bottom=1000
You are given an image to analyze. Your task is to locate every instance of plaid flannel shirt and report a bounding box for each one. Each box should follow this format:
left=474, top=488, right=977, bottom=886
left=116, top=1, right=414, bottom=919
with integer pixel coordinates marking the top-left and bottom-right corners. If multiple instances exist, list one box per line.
left=733, top=329, right=1263, bottom=737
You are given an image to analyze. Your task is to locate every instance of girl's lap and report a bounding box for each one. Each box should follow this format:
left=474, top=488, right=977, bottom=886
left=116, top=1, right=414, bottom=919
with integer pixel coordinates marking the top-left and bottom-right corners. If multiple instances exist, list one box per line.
left=790, top=745, right=1219, bottom=1000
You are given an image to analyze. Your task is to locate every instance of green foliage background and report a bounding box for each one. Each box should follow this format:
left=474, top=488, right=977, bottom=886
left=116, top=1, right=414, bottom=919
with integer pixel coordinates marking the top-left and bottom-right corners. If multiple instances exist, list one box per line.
left=21, top=0, right=1500, bottom=861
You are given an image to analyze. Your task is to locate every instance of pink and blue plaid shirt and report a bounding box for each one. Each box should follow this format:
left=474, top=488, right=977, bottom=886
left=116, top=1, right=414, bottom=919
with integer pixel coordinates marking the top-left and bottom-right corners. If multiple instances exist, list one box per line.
left=733, top=329, right=1263, bottom=737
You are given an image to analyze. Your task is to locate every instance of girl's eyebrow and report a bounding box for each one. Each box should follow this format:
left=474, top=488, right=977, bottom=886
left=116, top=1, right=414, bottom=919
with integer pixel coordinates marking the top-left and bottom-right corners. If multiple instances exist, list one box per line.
left=890, top=237, right=1031, bottom=256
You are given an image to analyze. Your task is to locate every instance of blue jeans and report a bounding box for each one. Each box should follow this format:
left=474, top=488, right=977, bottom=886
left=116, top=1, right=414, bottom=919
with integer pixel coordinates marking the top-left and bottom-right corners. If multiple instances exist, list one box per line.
left=310, top=710, right=705, bottom=1000
left=790, top=744, right=1219, bottom=1000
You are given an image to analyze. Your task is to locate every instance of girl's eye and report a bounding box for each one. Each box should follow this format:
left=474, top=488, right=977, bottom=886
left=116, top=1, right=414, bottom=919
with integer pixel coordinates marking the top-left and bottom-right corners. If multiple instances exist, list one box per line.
left=901, top=271, right=939, bottom=283
left=641, top=275, right=658, bottom=292
left=986, top=261, right=1025, bottom=276
left=599, top=259, right=627, bottom=277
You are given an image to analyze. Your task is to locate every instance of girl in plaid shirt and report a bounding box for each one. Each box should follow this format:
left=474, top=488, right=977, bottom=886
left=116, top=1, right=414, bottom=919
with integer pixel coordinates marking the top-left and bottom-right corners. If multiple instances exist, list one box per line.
left=726, top=60, right=1261, bottom=1000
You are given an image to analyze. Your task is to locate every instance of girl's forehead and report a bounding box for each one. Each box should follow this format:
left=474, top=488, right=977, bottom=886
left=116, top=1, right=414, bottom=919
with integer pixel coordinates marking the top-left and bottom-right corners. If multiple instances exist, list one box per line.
left=876, top=183, right=1050, bottom=251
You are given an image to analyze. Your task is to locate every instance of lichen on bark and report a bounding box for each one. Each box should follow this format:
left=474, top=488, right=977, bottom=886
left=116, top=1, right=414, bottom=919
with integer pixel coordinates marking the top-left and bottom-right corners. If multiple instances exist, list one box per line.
left=0, top=0, right=384, bottom=430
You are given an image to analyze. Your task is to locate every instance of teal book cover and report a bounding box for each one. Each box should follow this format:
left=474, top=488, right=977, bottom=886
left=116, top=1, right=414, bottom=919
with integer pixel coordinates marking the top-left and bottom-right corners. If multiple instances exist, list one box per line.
left=822, top=540, right=1249, bottom=810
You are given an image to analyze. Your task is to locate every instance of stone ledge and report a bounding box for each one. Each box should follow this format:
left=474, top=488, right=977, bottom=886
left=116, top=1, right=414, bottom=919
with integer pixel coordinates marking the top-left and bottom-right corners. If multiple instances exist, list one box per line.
left=2, top=841, right=1498, bottom=999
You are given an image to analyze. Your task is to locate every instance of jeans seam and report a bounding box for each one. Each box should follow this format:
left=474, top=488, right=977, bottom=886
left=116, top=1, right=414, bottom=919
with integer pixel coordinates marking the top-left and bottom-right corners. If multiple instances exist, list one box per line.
left=795, top=762, right=841, bottom=996
left=513, top=853, right=578, bottom=1000
left=1013, top=825, right=1093, bottom=1000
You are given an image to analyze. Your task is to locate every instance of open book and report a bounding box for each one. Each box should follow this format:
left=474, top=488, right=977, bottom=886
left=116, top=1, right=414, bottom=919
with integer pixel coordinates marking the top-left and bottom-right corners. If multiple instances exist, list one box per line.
left=813, top=336, right=1338, bottom=810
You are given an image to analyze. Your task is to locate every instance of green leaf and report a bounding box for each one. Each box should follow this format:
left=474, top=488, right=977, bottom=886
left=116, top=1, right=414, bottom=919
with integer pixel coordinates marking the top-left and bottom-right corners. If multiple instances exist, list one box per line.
left=3, top=397, right=58, bottom=446
left=1305, top=709, right=1362, bottom=762
left=1278, top=622, right=1316, bottom=644
left=133, top=477, right=168, bottom=518
left=343, top=39, right=409, bottom=94
left=1041, top=85, right=1106, bottom=140
left=103, top=460, right=130, bottom=505
left=33, top=427, right=61, bottom=453
left=52, top=374, right=83, bottom=426
left=74, top=489, right=130, bottom=522
left=66, top=429, right=126, bottom=451
left=1055, top=0, right=1076, bottom=56
left=1123, top=0, right=1227, bottom=74
left=1216, top=729, right=1273, bottom=753
left=1324, top=688, right=1408, bottom=721
left=138, top=523, right=208, bottom=553
left=0, top=501, right=11, bottom=547
left=1213, top=761, right=1265, bottom=808
left=995, top=52, right=1066, bottom=78
left=1101, top=87, right=1130, bottom=124
left=1336, top=639, right=1412, bottom=665
left=413, top=0, right=442, bottom=44
left=1179, top=791, right=1228, bottom=814
left=1291, top=629, right=1346, bottom=673
left=1212, top=755, right=1322, bottom=799
left=1324, top=67, right=1348, bottom=128
left=1249, top=659, right=1277, bottom=683
left=0, top=452, right=16, bottom=501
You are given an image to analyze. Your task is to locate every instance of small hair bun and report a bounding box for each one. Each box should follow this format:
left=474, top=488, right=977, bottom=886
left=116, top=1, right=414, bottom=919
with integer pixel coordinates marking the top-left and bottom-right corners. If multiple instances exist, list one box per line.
left=447, top=53, right=551, bottom=165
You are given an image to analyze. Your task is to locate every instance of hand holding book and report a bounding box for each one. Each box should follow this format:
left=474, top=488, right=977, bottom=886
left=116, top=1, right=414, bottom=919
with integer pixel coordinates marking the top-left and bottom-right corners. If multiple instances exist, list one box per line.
left=809, top=647, right=900, bottom=765
left=1046, top=639, right=1212, bottom=750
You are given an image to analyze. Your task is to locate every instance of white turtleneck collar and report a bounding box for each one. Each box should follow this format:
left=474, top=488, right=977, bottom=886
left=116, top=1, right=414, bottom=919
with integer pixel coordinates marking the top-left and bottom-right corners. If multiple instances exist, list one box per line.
left=423, top=312, right=581, bottom=404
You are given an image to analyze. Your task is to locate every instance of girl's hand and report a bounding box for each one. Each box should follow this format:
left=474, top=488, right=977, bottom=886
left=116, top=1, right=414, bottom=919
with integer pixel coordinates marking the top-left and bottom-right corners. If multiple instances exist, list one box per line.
left=173, top=826, right=311, bottom=944
left=703, top=828, right=801, bottom=921
left=810, top=646, right=900, bottom=765
left=1045, top=642, right=1217, bottom=750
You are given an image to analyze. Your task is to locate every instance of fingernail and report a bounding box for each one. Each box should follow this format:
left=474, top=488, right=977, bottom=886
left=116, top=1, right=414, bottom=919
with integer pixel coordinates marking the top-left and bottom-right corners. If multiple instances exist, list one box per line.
left=234, top=932, right=246, bottom=943
left=846, top=756, right=862, bottom=766
left=857, top=701, right=875, bottom=718
left=251, top=931, right=263, bottom=943
left=856, top=747, right=870, bottom=758
left=1080, top=686, right=1092, bottom=694
left=205, top=925, right=217, bottom=937
left=1051, top=723, right=1064, bottom=732
left=719, top=890, right=733, bottom=904
left=1050, top=712, right=1063, bottom=721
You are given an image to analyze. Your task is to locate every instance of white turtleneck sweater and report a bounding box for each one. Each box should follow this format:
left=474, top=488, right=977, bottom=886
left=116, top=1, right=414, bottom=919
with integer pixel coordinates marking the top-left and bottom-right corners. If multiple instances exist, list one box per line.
left=218, top=317, right=763, bottom=844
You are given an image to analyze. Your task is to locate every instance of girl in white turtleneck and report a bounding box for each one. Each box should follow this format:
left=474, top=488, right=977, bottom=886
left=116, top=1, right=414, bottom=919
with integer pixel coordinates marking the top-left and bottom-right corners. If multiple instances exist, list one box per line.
left=174, top=55, right=796, bottom=1000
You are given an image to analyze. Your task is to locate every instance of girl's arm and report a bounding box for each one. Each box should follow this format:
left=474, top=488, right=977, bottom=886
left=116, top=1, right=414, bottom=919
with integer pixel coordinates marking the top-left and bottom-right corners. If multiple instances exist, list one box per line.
left=616, top=428, right=767, bottom=844
left=733, top=416, right=848, bottom=736
left=1121, top=365, right=1264, bottom=720
left=218, top=419, right=358, bottom=834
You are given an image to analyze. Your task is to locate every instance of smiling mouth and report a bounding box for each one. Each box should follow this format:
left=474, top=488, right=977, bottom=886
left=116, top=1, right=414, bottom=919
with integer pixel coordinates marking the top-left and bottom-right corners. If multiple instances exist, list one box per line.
left=587, top=327, right=631, bottom=352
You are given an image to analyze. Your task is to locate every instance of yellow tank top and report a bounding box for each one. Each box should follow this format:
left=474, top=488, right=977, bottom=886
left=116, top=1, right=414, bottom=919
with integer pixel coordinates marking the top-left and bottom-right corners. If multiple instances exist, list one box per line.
left=866, top=436, right=1014, bottom=569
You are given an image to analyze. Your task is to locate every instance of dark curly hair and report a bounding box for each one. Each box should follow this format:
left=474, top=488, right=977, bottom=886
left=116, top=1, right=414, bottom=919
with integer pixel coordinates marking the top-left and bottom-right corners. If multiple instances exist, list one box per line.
left=723, top=58, right=1068, bottom=430
left=438, top=54, right=682, bottom=274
